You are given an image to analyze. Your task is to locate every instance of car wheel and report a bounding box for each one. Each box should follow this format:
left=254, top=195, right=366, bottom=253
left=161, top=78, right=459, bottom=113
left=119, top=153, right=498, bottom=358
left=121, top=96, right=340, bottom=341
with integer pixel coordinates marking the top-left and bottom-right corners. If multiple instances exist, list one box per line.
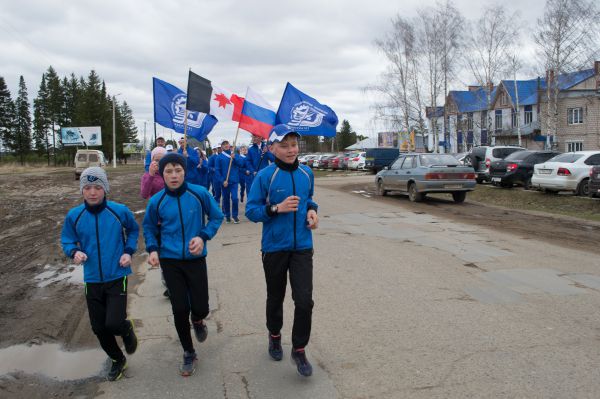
left=577, top=178, right=590, bottom=196
left=452, top=191, right=467, bottom=203
left=376, top=180, right=387, bottom=196
left=408, top=183, right=425, bottom=202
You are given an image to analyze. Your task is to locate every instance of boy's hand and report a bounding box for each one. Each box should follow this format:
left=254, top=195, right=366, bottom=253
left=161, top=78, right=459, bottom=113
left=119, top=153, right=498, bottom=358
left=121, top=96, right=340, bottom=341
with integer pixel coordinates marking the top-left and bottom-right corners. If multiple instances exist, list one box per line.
left=119, top=253, right=132, bottom=267
left=149, top=161, right=159, bottom=176
left=147, top=251, right=160, bottom=269
left=307, top=210, right=319, bottom=230
left=73, top=251, right=88, bottom=265
left=223, top=181, right=229, bottom=188
left=278, top=196, right=300, bottom=213
left=188, top=237, right=204, bottom=255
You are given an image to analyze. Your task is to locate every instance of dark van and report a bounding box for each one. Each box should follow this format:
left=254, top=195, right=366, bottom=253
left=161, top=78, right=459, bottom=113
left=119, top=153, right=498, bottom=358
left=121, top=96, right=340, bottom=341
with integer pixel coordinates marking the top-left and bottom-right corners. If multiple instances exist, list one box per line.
left=365, top=148, right=401, bottom=173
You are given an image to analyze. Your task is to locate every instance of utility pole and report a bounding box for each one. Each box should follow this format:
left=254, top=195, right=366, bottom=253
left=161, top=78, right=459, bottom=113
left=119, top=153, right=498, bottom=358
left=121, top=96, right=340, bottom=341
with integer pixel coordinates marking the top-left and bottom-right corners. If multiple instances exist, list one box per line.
left=112, top=93, right=121, bottom=168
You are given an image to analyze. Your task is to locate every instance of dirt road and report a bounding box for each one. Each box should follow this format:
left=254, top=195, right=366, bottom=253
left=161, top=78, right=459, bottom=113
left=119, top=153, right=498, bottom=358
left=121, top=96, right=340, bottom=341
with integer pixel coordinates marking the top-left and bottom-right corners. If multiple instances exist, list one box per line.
left=0, top=168, right=598, bottom=398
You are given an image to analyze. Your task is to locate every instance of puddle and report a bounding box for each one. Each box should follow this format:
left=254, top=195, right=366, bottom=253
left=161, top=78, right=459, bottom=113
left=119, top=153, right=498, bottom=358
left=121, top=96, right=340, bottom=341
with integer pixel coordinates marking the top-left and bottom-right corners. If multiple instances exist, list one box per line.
left=35, top=265, right=83, bottom=288
left=134, top=209, right=145, bottom=214
left=0, top=344, right=105, bottom=380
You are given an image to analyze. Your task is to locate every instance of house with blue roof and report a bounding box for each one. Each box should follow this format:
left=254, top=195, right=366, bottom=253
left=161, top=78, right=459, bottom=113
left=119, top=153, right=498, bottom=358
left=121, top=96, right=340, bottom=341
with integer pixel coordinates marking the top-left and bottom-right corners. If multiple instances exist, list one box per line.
left=427, top=61, right=600, bottom=152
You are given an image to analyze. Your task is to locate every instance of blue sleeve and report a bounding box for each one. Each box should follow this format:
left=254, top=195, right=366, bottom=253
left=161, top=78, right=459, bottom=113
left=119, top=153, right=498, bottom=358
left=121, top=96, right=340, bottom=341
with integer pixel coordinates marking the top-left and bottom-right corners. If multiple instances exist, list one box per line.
left=121, top=206, right=139, bottom=255
left=61, top=211, right=81, bottom=258
left=265, top=151, right=275, bottom=163
left=234, top=154, right=245, bottom=168
left=306, top=169, right=318, bottom=212
left=246, top=151, right=256, bottom=173
left=142, top=198, right=160, bottom=253
left=214, top=157, right=224, bottom=183
left=198, top=189, right=224, bottom=242
left=245, top=172, right=271, bottom=223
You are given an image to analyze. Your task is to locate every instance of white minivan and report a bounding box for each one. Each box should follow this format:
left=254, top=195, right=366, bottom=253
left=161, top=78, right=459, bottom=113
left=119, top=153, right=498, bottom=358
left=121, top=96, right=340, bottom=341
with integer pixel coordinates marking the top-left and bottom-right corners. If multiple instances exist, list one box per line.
left=75, top=149, right=107, bottom=179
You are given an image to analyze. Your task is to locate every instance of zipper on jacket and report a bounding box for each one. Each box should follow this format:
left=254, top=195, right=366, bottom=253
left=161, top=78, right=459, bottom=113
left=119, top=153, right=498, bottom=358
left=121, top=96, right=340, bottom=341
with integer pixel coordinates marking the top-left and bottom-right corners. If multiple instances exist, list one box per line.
left=95, top=214, right=104, bottom=281
left=290, top=171, right=297, bottom=250
left=177, top=196, right=186, bottom=259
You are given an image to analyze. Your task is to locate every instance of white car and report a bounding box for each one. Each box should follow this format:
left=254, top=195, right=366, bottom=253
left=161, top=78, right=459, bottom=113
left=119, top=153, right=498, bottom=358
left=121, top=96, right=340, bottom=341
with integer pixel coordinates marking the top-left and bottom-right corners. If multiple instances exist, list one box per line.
left=531, top=151, right=600, bottom=196
left=348, top=152, right=366, bottom=170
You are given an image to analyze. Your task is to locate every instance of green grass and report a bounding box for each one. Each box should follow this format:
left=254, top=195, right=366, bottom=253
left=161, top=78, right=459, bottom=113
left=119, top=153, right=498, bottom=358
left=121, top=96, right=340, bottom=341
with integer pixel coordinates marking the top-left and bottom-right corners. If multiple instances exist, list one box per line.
left=466, top=184, right=600, bottom=222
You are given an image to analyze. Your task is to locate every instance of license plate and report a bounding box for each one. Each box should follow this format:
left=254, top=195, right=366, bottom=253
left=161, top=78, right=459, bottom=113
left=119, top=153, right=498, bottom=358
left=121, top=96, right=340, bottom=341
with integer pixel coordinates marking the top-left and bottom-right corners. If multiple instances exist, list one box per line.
left=491, top=177, right=501, bottom=182
left=444, top=184, right=462, bottom=189
left=539, top=169, right=552, bottom=174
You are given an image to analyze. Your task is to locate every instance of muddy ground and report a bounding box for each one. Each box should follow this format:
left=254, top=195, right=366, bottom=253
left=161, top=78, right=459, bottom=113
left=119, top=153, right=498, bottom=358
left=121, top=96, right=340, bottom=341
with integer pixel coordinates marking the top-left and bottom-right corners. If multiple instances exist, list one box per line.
left=0, top=167, right=599, bottom=398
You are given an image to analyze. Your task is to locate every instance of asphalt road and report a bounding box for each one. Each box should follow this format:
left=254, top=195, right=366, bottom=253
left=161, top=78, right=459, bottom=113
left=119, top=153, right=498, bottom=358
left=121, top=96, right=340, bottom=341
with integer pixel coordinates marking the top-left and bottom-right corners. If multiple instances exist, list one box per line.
left=98, top=174, right=600, bottom=399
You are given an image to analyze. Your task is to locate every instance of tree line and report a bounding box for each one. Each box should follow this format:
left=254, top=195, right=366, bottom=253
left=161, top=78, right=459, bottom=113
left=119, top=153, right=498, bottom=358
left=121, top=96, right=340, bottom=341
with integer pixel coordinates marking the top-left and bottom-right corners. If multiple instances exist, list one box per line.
left=0, top=66, right=138, bottom=165
left=371, top=0, right=600, bottom=152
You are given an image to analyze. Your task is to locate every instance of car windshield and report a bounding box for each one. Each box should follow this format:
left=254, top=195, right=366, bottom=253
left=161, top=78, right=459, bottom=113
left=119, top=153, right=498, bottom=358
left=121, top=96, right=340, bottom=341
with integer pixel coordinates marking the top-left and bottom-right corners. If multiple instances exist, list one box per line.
left=505, top=151, right=534, bottom=161
left=419, top=154, right=460, bottom=166
left=548, top=153, right=584, bottom=163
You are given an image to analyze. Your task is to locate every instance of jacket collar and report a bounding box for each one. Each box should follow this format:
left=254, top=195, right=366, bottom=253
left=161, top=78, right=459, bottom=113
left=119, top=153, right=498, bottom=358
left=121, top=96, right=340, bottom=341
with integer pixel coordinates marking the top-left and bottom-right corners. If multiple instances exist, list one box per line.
left=165, top=181, right=188, bottom=197
left=275, top=157, right=299, bottom=171
left=85, top=197, right=107, bottom=214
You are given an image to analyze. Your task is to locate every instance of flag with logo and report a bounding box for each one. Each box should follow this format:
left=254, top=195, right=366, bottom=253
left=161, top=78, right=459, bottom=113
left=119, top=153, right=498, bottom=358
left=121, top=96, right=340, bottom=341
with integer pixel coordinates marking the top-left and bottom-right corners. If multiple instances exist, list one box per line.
left=186, top=71, right=245, bottom=122
left=153, top=77, right=218, bottom=141
left=238, top=87, right=277, bottom=139
left=276, top=82, right=338, bottom=137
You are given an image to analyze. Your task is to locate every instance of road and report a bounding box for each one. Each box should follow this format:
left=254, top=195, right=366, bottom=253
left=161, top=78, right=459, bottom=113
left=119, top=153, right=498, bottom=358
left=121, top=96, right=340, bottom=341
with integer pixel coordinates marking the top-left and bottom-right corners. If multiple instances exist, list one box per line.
left=95, top=174, right=600, bottom=399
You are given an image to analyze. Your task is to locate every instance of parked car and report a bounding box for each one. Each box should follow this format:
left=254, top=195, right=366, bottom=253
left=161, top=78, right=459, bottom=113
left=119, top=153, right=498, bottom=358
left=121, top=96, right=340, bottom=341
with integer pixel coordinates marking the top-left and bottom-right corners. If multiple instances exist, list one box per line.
left=329, top=154, right=344, bottom=170
left=340, top=152, right=353, bottom=170
left=305, top=154, right=321, bottom=168
left=531, top=151, right=600, bottom=196
left=489, top=150, right=561, bottom=189
left=74, top=149, right=107, bottom=179
left=312, top=154, right=333, bottom=169
left=375, top=153, right=476, bottom=203
left=348, top=152, right=366, bottom=170
left=319, top=154, right=337, bottom=169
left=298, top=154, right=315, bottom=165
left=365, top=148, right=400, bottom=173
left=468, top=145, right=526, bottom=183
left=451, top=152, right=470, bottom=166
left=589, top=165, right=600, bottom=198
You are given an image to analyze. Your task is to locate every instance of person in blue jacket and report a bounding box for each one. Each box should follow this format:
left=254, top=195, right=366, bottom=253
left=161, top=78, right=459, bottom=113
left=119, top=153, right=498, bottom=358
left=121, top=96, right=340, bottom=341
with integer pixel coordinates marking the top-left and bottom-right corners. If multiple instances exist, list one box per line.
left=207, top=146, right=222, bottom=202
left=144, top=136, right=166, bottom=172
left=195, top=148, right=210, bottom=190
left=61, top=167, right=139, bottom=382
left=246, top=134, right=275, bottom=188
left=214, top=140, right=245, bottom=224
left=177, top=138, right=202, bottom=185
left=237, top=145, right=251, bottom=203
left=245, top=124, right=319, bottom=377
left=143, top=152, right=223, bottom=377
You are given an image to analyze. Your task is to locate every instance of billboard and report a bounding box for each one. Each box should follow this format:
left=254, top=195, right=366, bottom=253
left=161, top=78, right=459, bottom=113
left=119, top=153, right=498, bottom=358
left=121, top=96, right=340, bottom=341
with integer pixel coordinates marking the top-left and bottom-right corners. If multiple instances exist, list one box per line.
left=378, top=131, right=398, bottom=148
left=60, top=126, right=102, bottom=147
left=123, top=143, right=144, bottom=154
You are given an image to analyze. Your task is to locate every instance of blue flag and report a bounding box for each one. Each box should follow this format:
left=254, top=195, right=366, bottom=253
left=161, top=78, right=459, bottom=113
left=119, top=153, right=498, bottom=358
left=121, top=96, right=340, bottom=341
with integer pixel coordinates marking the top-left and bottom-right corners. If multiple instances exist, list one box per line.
left=153, top=77, right=218, bottom=142
left=276, top=82, right=338, bottom=137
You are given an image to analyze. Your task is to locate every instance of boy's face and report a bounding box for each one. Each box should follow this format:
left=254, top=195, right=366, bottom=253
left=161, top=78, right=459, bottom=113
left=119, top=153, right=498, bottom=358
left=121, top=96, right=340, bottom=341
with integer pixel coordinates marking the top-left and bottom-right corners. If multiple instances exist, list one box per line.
left=252, top=135, right=262, bottom=145
left=156, top=138, right=165, bottom=147
left=163, top=162, right=185, bottom=190
left=83, top=185, right=105, bottom=205
left=271, top=135, right=299, bottom=164
left=221, top=142, right=230, bottom=151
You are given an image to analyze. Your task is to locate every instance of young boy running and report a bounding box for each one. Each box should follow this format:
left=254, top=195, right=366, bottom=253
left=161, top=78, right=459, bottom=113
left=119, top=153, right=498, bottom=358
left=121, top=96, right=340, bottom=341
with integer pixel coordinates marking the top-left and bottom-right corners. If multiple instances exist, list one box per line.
left=245, top=124, right=319, bottom=377
left=143, top=152, right=223, bottom=376
left=61, top=167, right=139, bottom=381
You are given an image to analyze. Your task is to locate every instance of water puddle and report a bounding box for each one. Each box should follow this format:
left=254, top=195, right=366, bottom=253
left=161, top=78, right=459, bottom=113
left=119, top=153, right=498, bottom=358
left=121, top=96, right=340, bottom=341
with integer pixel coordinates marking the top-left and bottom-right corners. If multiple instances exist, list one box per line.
left=134, top=209, right=145, bottom=214
left=0, top=344, right=105, bottom=380
left=34, top=264, right=83, bottom=288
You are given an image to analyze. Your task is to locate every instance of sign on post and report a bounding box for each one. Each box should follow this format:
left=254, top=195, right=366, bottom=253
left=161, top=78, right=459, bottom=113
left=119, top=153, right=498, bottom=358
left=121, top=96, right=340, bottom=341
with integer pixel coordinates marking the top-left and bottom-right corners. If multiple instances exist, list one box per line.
left=61, top=127, right=102, bottom=147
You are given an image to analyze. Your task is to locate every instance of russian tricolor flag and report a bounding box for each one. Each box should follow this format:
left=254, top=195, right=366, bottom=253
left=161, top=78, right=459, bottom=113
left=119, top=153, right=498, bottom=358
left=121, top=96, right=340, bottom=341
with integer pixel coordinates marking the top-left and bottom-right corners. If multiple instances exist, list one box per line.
left=238, top=88, right=276, bottom=139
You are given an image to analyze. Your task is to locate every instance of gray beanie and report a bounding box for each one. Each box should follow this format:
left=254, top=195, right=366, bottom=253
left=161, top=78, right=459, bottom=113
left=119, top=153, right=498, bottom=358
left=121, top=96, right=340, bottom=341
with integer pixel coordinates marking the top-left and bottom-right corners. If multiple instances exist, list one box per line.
left=80, top=167, right=110, bottom=194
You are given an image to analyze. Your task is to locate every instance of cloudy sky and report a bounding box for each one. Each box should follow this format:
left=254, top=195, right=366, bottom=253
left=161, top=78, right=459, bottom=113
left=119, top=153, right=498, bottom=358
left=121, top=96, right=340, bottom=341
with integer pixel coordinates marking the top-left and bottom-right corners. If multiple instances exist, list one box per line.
left=1, top=0, right=544, bottom=146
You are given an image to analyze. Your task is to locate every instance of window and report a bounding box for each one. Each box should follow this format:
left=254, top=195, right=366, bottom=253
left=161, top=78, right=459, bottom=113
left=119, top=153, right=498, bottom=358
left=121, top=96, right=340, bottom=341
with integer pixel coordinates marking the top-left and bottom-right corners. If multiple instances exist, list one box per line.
left=401, top=156, right=415, bottom=169
left=77, top=154, right=87, bottom=162
left=501, top=92, right=508, bottom=105
left=566, top=141, right=584, bottom=152
left=550, top=153, right=583, bottom=163
left=480, top=111, right=488, bottom=131
left=467, top=112, right=473, bottom=131
left=524, top=105, right=533, bottom=125
left=495, top=110, right=502, bottom=130
left=584, top=154, right=600, bottom=165
left=419, top=154, right=459, bottom=167
left=511, top=109, right=518, bottom=128
left=88, top=154, right=98, bottom=162
left=391, top=157, right=404, bottom=169
left=567, top=107, right=583, bottom=125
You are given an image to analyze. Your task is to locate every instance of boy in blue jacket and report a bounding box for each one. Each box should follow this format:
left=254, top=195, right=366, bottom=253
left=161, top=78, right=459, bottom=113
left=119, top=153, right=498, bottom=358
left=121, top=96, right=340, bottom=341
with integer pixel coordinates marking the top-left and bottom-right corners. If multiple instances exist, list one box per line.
left=245, top=124, right=319, bottom=377
left=143, top=152, right=223, bottom=377
left=61, top=167, right=139, bottom=381
left=214, top=140, right=245, bottom=224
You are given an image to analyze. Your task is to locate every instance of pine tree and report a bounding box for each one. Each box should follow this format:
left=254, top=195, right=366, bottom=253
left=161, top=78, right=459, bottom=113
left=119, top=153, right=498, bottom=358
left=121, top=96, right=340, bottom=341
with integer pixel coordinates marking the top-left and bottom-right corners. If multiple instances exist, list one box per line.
left=0, top=76, right=15, bottom=158
left=12, top=76, right=32, bottom=164
left=33, top=75, right=50, bottom=156
left=336, top=120, right=355, bottom=151
left=45, top=66, right=64, bottom=164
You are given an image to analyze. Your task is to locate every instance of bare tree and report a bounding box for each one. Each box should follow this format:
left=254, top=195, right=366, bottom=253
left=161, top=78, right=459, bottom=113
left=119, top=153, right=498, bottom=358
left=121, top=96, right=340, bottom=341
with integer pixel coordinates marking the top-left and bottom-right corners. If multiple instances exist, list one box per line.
left=465, top=4, right=520, bottom=145
left=506, top=52, right=524, bottom=146
left=534, top=0, right=600, bottom=148
left=435, top=0, right=464, bottom=153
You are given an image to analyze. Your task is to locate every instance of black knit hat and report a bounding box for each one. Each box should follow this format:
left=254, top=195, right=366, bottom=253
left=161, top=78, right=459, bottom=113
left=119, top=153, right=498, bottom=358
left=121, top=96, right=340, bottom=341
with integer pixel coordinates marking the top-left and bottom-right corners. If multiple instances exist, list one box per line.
left=159, top=152, right=186, bottom=176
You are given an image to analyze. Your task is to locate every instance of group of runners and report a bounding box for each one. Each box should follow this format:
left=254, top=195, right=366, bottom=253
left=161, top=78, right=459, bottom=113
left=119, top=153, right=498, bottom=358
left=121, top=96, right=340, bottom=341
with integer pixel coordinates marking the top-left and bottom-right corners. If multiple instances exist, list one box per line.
left=60, top=124, right=319, bottom=381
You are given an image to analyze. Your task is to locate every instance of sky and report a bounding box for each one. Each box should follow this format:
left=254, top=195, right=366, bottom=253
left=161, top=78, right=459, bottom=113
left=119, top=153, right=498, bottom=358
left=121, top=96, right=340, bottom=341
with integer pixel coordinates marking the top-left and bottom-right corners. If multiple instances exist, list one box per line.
left=0, top=0, right=544, bottom=147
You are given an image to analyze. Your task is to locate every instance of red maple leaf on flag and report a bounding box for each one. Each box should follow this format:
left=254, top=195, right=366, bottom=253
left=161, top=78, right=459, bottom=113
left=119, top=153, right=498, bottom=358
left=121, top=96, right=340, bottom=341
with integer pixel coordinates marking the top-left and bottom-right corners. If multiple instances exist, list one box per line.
left=214, top=93, right=232, bottom=108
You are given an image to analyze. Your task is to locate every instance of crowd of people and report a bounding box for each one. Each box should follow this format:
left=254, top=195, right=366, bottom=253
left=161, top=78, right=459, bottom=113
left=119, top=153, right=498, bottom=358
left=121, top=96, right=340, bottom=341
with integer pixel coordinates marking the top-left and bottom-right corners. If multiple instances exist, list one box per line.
left=60, top=124, right=320, bottom=382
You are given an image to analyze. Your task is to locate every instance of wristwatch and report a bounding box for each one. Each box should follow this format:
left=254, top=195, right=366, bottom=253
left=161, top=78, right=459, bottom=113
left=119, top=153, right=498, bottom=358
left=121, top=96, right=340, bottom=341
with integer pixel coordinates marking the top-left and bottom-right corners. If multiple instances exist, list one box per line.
left=270, top=204, right=278, bottom=214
